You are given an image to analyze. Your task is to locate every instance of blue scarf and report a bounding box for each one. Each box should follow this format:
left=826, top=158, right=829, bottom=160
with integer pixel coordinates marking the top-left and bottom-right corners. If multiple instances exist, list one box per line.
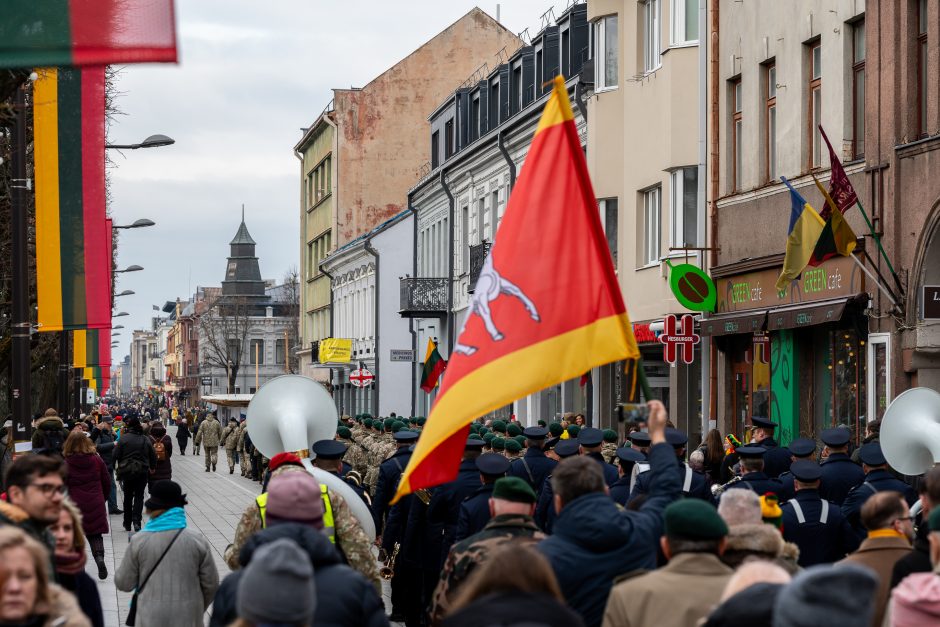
left=142, top=507, right=187, bottom=532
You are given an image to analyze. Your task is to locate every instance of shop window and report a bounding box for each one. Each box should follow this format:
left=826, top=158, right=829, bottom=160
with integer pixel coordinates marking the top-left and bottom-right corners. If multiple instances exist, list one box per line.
left=866, top=333, right=891, bottom=422
left=813, top=326, right=866, bottom=442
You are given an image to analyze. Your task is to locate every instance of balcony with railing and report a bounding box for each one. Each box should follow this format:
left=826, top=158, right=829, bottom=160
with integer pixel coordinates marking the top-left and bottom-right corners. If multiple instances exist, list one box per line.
left=468, top=241, right=491, bottom=293
left=400, top=277, right=448, bottom=318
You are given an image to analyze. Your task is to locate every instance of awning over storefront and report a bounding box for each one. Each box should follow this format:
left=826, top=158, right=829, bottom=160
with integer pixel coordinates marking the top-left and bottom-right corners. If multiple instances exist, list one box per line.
left=203, top=394, right=253, bottom=408
left=766, top=296, right=860, bottom=331
left=701, top=311, right=767, bottom=336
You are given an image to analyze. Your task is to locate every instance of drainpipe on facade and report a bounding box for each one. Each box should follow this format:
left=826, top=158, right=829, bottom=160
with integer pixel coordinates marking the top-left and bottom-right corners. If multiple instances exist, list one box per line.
left=698, top=0, right=710, bottom=438
left=364, top=237, right=380, bottom=417
left=497, top=130, right=516, bottom=190
left=320, top=266, right=338, bottom=406
left=708, top=0, right=720, bottom=425
left=408, top=200, right=419, bottom=417
left=440, top=169, right=456, bottom=354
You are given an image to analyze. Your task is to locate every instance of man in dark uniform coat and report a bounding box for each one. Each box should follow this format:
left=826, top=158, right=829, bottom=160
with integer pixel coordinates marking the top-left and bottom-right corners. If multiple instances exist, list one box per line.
left=629, top=428, right=710, bottom=503
left=508, top=426, right=556, bottom=494
left=842, top=442, right=918, bottom=540
left=610, top=447, right=646, bottom=506
left=426, top=439, right=486, bottom=571
left=819, top=427, right=865, bottom=505
left=310, top=439, right=372, bottom=512
left=372, top=431, right=417, bottom=534
left=750, top=416, right=792, bottom=478
left=776, top=437, right=818, bottom=502
left=725, top=446, right=785, bottom=495
left=628, top=430, right=651, bottom=456
left=578, top=427, right=618, bottom=486
left=535, top=440, right=580, bottom=533
left=781, top=460, right=859, bottom=566
left=455, top=453, right=510, bottom=542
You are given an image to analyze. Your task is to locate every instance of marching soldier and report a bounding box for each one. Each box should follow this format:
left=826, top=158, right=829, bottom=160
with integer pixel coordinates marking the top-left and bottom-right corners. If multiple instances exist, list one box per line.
left=818, top=427, right=865, bottom=505
left=776, top=437, right=818, bottom=502
left=780, top=460, right=859, bottom=566
left=455, top=453, right=510, bottom=542
left=311, top=439, right=372, bottom=512
left=749, top=416, right=792, bottom=477
left=628, top=430, right=652, bottom=456
left=629, top=428, right=710, bottom=503
left=609, top=447, right=646, bottom=506
left=724, top=446, right=785, bottom=495
left=236, top=419, right=250, bottom=477
left=578, top=427, right=619, bottom=486
left=842, top=442, right=918, bottom=539
left=504, top=438, right=522, bottom=459
left=507, top=426, right=556, bottom=494
left=602, top=429, right=619, bottom=464
left=534, top=439, right=580, bottom=533
left=372, top=430, right=417, bottom=536
left=221, top=417, right=240, bottom=474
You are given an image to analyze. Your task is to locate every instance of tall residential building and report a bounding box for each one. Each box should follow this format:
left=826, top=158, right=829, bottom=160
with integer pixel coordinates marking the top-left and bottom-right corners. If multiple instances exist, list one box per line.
left=296, top=8, right=522, bottom=382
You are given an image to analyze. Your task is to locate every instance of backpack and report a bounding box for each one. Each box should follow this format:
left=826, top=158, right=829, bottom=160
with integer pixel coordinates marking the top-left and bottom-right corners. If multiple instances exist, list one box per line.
left=116, top=455, right=148, bottom=479
left=151, top=436, right=167, bottom=461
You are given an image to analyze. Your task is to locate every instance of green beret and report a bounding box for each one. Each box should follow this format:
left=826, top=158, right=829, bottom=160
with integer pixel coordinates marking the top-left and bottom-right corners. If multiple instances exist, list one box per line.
left=492, top=420, right=507, bottom=434
left=492, top=477, right=537, bottom=503
left=391, top=420, right=406, bottom=433
left=505, top=439, right=522, bottom=453
left=383, top=418, right=395, bottom=429
left=514, top=435, right=526, bottom=446
left=482, top=432, right=496, bottom=443
left=416, top=417, right=426, bottom=426
left=663, top=499, right=728, bottom=540
left=409, top=416, right=417, bottom=424
left=469, top=423, right=480, bottom=434
left=537, top=420, right=547, bottom=427
left=491, top=437, right=506, bottom=451
left=478, top=426, right=490, bottom=436
left=506, top=423, right=522, bottom=437
left=337, top=426, right=352, bottom=439
left=567, top=424, right=581, bottom=437
left=361, top=413, right=373, bottom=420
left=930, top=507, right=940, bottom=532
left=548, top=422, right=564, bottom=436
left=603, top=429, right=618, bottom=443
left=363, top=418, right=373, bottom=428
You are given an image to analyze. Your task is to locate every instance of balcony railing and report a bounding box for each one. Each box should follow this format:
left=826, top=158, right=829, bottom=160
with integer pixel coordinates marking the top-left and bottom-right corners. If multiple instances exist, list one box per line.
left=400, top=277, right=448, bottom=318
left=468, top=241, right=491, bottom=293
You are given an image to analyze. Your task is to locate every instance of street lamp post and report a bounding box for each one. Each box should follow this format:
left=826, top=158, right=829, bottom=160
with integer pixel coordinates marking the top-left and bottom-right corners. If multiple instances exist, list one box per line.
left=115, top=290, right=135, bottom=297
left=11, top=85, right=31, bottom=436
left=105, top=134, right=175, bottom=150
left=113, top=219, right=155, bottom=229
left=115, top=265, right=144, bottom=273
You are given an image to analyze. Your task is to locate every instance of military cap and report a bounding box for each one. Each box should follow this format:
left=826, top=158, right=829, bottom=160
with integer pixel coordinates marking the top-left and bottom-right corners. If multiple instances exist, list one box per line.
left=363, top=418, right=373, bottom=428
left=603, top=429, right=618, bottom=443
left=361, top=413, right=373, bottom=421
left=513, top=435, right=526, bottom=446
left=476, top=452, right=511, bottom=476
left=416, top=417, right=426, bottom=426
left=616, top=447, right=646, bottom=463
left=736, top=445, right=768, bottom=459
left=929, top=506, right=940, bottom=532
left=482, top=432, right=496, bottom=443
left=820, top=428, right=851, bottom=447
left=663, top=499, right=729, bottom=540
left=491, top=437, right=506, bottom=451
left=506, top=423, right=522, bottom=437
left=664, top=428, right=688, bottom=447
left=409, top=416, right=417, bottom=424
left=469, top=423, right=480, bottom=433
left=751, top=416, right=777, bottom=430
left=336, top=426, right=352, bottom=440
left=788, top=437, right=817, bottom=458
left=478, top=426, right=490, bottom=436
left=394, top=431, right=418, bottom=443
left=789, top=460, right=823, bottom=482
left=858, top=442, right=887, bottom=466
left=544, top=436, right=560, bottom=450
left=311, top=439, right=346, bottom=460
left=383, top=418, right=395, bottom=429
left=555, top=440, right=580, bottom=458
left=548, top=422, right=564, bottom=437
left=466, top=437, right=486, bottom=450
left=629, top=431, right=652, bottom=446
left=392, top=420, right=408, bottom=433
left=492, top=476, right=537, bottom=503
left=577, top=427, right=603, bottom=447
left=492, top=420, right=507, bottom=433
left=505, top=439, right=522, bottom=453
left=523, top=426, right=548, bottom=440
left=567, top=424, right=581, bottom=438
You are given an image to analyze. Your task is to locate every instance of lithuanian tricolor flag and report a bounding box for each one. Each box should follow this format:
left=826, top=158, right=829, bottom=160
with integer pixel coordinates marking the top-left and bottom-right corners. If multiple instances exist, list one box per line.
left=0, top=1, right=178, bottom=68
left=392, top=77, right=639, bottom=502
left=74, top=329, right=111, bottom=368
left=420, top=339, right=447, bottom=392
left=34, top=67, right=111, bottom=332
left=775, top=177, right=826, bottom=292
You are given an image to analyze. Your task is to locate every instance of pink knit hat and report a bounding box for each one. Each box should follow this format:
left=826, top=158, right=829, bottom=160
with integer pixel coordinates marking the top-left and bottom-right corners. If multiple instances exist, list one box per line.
left=891, top=573, right=940, bottom=627
left=266, top=472, right=324, bottom=530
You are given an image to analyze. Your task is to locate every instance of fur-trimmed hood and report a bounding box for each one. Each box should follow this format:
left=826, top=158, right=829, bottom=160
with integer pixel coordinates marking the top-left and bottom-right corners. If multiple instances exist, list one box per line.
left=721, top=523, right=801, bottom=574
left=35, top=415, right=65, bottom=431
left=0, top=499, right=29, bottom=524
left=38, top=583, right=91, bottom=627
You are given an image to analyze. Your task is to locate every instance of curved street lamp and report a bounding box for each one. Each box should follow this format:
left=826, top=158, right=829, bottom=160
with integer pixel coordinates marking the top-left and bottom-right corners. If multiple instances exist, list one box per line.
left=105, top=134, right=175, bottom=150
left=115, top=265, right=143, bottom=273
left=115, top=290, right=135, bottom=297
left=113, top=325, right=124, bottom=330
left=113, top=219, right=156, bottom=230
left=113, top=312, right=129, bottom=318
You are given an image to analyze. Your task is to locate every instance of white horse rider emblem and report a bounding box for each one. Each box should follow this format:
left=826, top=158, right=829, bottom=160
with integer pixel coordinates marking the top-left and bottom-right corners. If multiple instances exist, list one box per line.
left=454, top=254, right=540, bottom=356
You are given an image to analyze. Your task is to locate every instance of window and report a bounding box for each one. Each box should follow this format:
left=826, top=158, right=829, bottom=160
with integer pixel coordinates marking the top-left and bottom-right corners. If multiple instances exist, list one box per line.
left=431, top=131, right=440, bottom=168
left=731, top=78, right=743, bottom=191
left=490, top=189, right=500, bottom=240
left=489, top=80, right=500, bottom=126
left=310, top=156, right=331, bottom=204
left=594, top=15, right=619, bottom=90
left=643, top=0, right=662, bottom=73
left=808, top=41, right=822, bottom=169
left=512, top=64, right=522, bottom=113
left=249, top=339, right=264, bottom=365
left=671, top=0, right=698, bottom=45
left=460, top=204, right=469, bottom=273
left=599, top=198, right=618, bottom=265
left=642, top=187, right=661, bottom=265
left=867, top=333, right=891, bottom=421
left=306, top=241, right=315, bottom=276
left=853, top=20, right=865, bottom=158
left=670, top=167, right=698, bottom=247
left=227, top=339, right=240, bottom=361
left=276, top=338, right=286, bottom=364
left=444, top=119, right=455, bottom=159
left=917, top=0, right=928, bottom=137
left=765, top=63, right=777, bottom=182
left=476, top=198, right=485, bottom=244
left=561, top=26, right=571, bottom=77
left=470, top=95, right=480, bottom=141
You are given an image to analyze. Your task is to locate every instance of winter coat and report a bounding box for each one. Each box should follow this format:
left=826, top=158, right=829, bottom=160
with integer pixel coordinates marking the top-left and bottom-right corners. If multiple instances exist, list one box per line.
left=64, top=453, right=110, bottom=535
left=537, top=442, right=681, bottom=627
left=176, top=421, right=191, bottom=444
left=839, top=535, right=912, bottom=627
left=34, top=583, right=92, bottom=627
left=886, top=561, right=940, bottom=626
left=891, top=522, right=932, bottom=588
left=93, top=430, right=116, bottom=470
left=58, top=569, right=104, bottom=627
left=31, top=415, right=69, bottom=454
left=220, top=423, right=239, bottom=450
left=0, top=431, right=13, bottom=491
left=236, top=423, right=247, bottom=452
left=115, top=527, right=219, bottom=627
left=148, top=429, right=173, bottom=482
left=112, top=430, right=157, bottom=479
left=442, top=591, right=584, bottom=627
left=209, top=523, right=388, bottom=627
left=721, top=523, right=800, bottom=574
left=194, top=417, right=222, bottom=447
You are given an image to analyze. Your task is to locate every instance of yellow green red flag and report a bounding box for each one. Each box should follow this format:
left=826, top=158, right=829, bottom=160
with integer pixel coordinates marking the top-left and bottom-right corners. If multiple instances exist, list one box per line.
left=392, top=76, right=639, bottom=502
left=775, top=177, right=826, bottom=292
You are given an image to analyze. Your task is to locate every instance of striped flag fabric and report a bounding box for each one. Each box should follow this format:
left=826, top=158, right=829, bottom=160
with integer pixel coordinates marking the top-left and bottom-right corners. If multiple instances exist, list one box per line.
left=0, top=0, right=177, bottom=68
left=420, top=339, right=447, bottom=392
left=818, top=126, right=858, bottom=217
left=392, top=76, right=640, bottom=502
left=775, top=177, right=826, bottom=292
left=808, top=175, right=857, bottom=267
left=34, top=67, right=111, bottom=332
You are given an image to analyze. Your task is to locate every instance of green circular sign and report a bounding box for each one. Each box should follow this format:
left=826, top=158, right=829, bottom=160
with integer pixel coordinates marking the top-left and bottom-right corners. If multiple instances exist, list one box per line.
left=667, top=262, right=717, bottom=312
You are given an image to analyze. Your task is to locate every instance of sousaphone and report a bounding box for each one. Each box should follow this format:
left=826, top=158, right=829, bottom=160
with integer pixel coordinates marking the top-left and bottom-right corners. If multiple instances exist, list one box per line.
left=880, top=386, right=940, bottom=476
left=246, top=374, right=376, bottom=540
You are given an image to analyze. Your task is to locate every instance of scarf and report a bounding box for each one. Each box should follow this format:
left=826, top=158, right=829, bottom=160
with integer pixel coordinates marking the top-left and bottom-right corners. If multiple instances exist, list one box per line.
left=868, top=528, right=908, bottom=541
left=142, top=507, right=187, bottom=532
left=54, top=549, right=87, bottom=575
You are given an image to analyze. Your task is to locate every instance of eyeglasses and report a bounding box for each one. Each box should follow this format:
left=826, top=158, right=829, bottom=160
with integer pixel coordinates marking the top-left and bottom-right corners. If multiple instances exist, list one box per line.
left=895, top=516, right=914, bottom=523
left=28, top=483, right=67, bottom=496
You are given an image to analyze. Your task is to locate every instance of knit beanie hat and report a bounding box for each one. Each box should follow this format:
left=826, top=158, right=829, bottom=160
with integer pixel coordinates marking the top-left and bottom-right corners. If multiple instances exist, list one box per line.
left=237, top=538, right=316, bottom=624
left=773, top=563, right=878, bottom=627
left=266, top=472, right=324, bottom=529
left=891, top=572, right=940, bottom=627
left=760, top=493, right=783, bottom=529
left=704, top=582, right=783, bottom=627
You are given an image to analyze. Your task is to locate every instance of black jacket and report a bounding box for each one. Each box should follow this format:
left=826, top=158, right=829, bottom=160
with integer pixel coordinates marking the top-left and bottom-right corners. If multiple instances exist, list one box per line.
left=507, top=447, right=556, bottom=493
left=210, top=523, right=388, bottom=627
left=891, top=521, right=932, bottom=588
left=112, top=429, right=157, bottom=477
left=93, top=430, right=116, bottom=470
left=442, top=591, right=584, bottom=627
left=755, top=437, right=792, bottom=478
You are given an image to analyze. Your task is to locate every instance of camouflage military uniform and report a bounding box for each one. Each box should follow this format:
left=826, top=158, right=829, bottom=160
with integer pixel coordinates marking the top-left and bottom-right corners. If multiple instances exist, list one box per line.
left=194, top=415, right=223, bottom=471
left=224, top=465, right=381, bottom=591
left=602, top=442, right=619, bottom=465
left=429, top=514, right=546, bottom=624
left=236, top=423, right=250, bottom=476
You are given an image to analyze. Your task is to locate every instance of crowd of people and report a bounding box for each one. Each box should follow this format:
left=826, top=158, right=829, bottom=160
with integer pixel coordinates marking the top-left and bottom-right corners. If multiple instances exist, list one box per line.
left=0, top=398, right=938, bottom=627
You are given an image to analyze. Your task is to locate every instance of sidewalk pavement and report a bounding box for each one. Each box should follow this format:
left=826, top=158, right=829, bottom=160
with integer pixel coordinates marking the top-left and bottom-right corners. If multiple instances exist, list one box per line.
left=86, top=429, right=396, bottom=626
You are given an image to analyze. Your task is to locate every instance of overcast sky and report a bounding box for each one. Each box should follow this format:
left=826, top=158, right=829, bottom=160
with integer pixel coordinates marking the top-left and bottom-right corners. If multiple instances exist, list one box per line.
left=109, top=0, right=556, bottom=363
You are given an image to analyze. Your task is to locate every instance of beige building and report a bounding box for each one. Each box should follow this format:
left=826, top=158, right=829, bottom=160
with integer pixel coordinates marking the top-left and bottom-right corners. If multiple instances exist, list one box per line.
left=586, top=0, right=704, bottom=438
left=296, top=8, right=521, bottom=381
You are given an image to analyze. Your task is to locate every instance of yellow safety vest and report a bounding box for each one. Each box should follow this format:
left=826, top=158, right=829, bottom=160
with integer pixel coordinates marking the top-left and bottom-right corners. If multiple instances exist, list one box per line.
left=256, top=484, right=335, bottom=544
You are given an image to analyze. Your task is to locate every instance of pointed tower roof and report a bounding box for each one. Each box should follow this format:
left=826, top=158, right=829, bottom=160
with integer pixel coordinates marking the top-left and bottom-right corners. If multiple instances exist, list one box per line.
left=230, top=205, right=256, bottom=245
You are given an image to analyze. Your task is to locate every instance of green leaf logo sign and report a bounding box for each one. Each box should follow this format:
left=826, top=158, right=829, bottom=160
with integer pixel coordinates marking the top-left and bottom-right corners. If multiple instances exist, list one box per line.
left=666, top=261, right=717, bottom=312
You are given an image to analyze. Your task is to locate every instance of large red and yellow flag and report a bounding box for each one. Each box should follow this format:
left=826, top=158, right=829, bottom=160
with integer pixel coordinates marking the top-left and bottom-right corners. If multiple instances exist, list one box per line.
left=34, top=67, right=111, bottom=332
left=393, top=76, right=639, bottom=502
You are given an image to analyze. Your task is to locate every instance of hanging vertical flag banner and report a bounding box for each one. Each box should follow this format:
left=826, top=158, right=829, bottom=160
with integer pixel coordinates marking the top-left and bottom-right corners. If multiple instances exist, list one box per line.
left=34, top=66, right=111, bottom=332
left=775, top=177, right=825, bottom=292
left=420, top=339, right=447, bottom=392
left=808, top=175, right=857, bottom=267
left=393, top=77, right=640, bottom=502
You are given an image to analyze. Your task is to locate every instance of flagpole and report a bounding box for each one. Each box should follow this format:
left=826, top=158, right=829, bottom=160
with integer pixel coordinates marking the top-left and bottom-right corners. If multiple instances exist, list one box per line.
left=853, top=199, right=904, bottom=296
left=850, top=255, right=897, bottom=307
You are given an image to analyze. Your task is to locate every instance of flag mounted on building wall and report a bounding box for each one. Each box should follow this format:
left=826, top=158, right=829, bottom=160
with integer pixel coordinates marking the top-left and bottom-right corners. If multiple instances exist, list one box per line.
left=393, top=76, right=640, bottom=503
left=0, top=0, right=177, bottom=68
left=420, top=339, right=447, bottom=392
left=808, top=175, right=857, bottom=267
left=818, top=126, right=858, bottom=217
left=775, top=177, right=826, bottom=292
left=34, top=67, right=111, bottom=332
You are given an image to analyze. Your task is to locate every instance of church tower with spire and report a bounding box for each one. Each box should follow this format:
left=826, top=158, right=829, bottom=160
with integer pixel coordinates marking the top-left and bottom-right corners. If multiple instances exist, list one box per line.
left=221, top=207, right=266, bottom=299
